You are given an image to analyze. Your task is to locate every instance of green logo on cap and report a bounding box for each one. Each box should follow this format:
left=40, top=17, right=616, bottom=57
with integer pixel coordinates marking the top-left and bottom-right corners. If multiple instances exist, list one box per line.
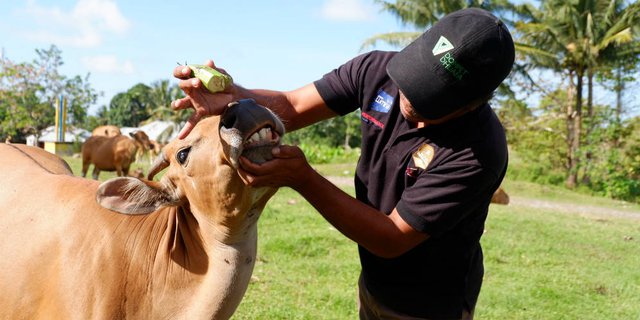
left=439, top=52, right=468, bottom=80
left=432, top=36, right=454, bottom=55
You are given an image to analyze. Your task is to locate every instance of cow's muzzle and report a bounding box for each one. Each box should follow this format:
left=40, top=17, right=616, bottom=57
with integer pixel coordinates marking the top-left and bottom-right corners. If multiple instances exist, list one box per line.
left=219, top=99, right=285, bottom=167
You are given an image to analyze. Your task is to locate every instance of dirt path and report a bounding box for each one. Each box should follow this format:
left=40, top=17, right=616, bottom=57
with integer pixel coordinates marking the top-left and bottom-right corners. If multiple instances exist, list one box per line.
left=325, top=176, right=640, bottom=221
left=509, top=196, right=640, bottom=221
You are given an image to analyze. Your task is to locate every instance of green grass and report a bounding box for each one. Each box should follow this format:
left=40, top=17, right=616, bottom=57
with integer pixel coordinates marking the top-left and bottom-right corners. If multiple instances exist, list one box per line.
left=479, top=203, right=640, bottom=319
left=234, top=184, right=640, bottom=319
left=236, top=187, right=360, bottom=319
left=63, top=155, right=152, bottom=180
left=62, top=156, right=640, bottom=319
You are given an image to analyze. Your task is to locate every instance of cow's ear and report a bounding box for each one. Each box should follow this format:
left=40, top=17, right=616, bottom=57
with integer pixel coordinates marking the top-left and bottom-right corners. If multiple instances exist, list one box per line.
left=96, top=177, right=176, bottom=215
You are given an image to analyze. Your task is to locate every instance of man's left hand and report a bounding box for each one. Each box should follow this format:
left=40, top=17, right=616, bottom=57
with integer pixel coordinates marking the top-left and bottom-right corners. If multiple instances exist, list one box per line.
left=238, top=145, right=312, bottom=189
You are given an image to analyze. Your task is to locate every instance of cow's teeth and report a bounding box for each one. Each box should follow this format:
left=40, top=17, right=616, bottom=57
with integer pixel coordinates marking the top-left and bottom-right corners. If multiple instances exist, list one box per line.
left=246, top=128, right=275, bottom=146
left=259, top=128, right=269, bottom=140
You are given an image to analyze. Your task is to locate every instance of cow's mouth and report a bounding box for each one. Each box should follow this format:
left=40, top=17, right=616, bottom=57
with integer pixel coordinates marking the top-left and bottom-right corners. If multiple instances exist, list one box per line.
left=218, top=99, right=286, bottom=169
left=241, top=125, right=282, bottom=164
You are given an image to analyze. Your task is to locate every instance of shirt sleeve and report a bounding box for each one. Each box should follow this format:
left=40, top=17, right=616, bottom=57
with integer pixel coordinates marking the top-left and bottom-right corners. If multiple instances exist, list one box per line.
left=313, top=51, right=386, bottom=115
left=396, top=163, right=498, bottom=238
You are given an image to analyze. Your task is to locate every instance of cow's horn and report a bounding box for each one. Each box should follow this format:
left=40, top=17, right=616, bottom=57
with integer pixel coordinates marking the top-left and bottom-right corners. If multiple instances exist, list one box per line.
left=147, top=153, right=169, bottom=180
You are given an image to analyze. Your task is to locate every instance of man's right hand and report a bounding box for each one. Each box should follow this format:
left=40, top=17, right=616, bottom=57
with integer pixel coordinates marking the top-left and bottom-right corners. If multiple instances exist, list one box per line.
left=171, top=59, right=235, bottom=139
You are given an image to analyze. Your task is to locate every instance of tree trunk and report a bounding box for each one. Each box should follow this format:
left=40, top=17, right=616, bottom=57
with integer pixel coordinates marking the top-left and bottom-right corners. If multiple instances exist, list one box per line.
left=581, top=69, right=594, bottom=185
left=613, top=67, right=624, bottom=148
left=566, top=69, right=583, bottom=189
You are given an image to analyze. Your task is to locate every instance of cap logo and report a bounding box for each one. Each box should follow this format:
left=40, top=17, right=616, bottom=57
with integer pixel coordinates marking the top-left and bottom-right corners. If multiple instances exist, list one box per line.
left=432, top=36, right=454, bottom=56
left=440, top=52, right=468, bottom=80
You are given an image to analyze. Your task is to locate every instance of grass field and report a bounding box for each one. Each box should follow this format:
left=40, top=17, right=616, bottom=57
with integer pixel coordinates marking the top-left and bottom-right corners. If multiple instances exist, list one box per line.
left=63, top=156, right=640, bottom=319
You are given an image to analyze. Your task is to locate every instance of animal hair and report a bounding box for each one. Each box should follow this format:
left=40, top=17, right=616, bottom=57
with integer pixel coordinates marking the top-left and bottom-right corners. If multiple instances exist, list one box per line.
left=121, top=179, right=178, bottom=212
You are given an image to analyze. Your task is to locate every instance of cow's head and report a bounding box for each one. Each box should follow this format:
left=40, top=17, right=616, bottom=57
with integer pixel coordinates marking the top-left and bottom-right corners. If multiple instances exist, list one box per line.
left=96, top=99, right=285, bottom=226
left=129, top=130, right=154, bottom=151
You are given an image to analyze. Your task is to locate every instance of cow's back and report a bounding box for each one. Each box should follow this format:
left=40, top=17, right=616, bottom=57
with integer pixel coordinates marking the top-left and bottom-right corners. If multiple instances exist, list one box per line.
left=5, top=143, right=74, bottom=175
left=0, top=144, right=139, bottom=319
left=92, top=125, right=121, bottom=137
left=82, top=135, right=137, bottom=171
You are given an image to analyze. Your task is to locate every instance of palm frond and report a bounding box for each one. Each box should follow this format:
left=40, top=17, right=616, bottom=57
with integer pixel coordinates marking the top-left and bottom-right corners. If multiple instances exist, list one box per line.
left=360, top=31, right=422, bottom=51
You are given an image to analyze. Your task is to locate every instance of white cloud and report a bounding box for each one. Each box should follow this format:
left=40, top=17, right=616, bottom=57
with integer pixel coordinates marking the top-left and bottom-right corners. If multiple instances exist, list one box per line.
left=320, top=0, right=375, bottom=22
left=81, top=55, right=134, bottom=74
left=20, top=0, right=131, bottom=48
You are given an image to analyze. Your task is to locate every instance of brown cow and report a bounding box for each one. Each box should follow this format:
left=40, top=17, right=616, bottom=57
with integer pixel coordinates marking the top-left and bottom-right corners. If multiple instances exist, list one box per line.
left=491, top=186, right=510, bottom=205
left=137, top=138, right=164, bottom=165
left=2, top=143, right=73, bottom=175
left=81, top=130, right=153, bottom=179
left=0, top=99, right=285, bottom=319
left=92, top=125, right=122, bottom=137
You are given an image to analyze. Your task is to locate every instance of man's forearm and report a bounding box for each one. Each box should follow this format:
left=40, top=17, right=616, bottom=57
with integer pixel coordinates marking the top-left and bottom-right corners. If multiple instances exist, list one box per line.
left=234, top=84, right=337, bottom=132
left=292, top=169, right=409, bottom=258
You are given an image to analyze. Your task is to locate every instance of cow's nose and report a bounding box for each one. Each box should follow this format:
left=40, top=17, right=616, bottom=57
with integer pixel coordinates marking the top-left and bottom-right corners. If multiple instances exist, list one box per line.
left=220, top=98, right=278, bottom=134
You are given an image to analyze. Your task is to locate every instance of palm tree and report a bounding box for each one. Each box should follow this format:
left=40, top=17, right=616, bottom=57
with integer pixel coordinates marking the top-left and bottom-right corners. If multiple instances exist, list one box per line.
left=361, top=0, right=512, bottom=50
left=514, top=0, right=640, bottom=188
left=144, top=79, right=187, bottom=124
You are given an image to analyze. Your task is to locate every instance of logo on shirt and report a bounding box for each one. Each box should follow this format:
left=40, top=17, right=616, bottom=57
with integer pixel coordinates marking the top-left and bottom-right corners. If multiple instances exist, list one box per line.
left=361, top=111, right=385, bottom=129
left=412, top=143, right=435, bottom=169
left=370, top=89, right=394, bottom=113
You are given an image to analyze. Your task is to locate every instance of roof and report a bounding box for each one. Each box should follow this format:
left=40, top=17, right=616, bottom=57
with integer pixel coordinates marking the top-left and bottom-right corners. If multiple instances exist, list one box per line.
left=30, top=126, right=91, bottom=143
left=120, top=120, right=179, bottom=143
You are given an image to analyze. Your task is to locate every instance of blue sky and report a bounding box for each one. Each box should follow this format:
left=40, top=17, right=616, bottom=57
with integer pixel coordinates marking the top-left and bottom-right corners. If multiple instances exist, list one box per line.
left=0, top=0, right=411, bottom=115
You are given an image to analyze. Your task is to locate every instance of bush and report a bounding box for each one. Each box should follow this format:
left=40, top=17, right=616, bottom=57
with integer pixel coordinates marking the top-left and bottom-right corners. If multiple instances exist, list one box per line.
left=297, top=143, right=360, bottom=164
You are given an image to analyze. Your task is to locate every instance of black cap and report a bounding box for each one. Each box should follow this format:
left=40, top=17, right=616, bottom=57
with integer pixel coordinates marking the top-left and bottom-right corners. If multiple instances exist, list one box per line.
left=386, top=8, right=515, bottom=120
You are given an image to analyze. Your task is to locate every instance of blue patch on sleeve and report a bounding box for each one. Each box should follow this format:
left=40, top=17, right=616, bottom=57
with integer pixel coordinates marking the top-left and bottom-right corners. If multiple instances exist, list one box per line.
left=370, top=89, right=394, bottom=113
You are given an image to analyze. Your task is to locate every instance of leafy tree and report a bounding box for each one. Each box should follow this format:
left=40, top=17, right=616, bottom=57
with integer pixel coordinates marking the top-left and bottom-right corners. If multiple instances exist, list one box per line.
left=362, top=0, right=512, bottom=50
left=513, top=0, right=640, bottom=188
left=100, top=79, right=187, bottom=129
left=32, top=45, right=99, bottom=126
left=144, top=79, right=188, bottom=124
left=0, top=60, right=49, bottom=141
left=286, top=111, right=362, bottom=149
left=0, top=45, right=99, bottom=142
left=106, top=83, right=152, bottom=127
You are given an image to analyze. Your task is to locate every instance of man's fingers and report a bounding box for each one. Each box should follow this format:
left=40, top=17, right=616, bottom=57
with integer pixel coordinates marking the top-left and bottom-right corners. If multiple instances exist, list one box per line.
left=171, top=97, right=193, bottom=111
left=173, top=65, right=193, bottom=79
left=236, top=167, right=256, bottom=186
left=178, top=77, right=202, bottom=91
left=272, top=145, right=303, bottom=159
left=206, top=59, right=230, bottom=77
left=239, top=156, right=264, bottom=173
left=178, top=123, right=194, bottom=140
left=178, top=114, right=202, bottom=139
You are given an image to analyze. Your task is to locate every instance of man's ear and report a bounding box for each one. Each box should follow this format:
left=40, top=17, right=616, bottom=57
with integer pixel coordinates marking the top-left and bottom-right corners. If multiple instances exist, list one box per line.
left=96, top=177, right=175, bottom=215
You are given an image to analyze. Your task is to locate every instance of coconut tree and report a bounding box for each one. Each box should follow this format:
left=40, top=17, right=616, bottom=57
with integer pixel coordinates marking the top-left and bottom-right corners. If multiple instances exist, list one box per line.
left=514, top=0, right=640, bottom=188
left=362, top=0, right=514, bottom=50
left=144, top=79, right=187, bottom=124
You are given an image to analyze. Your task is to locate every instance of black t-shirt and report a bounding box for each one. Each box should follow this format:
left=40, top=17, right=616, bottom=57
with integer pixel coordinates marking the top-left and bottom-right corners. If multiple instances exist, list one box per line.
left=314, top=51, right=508, bottom=318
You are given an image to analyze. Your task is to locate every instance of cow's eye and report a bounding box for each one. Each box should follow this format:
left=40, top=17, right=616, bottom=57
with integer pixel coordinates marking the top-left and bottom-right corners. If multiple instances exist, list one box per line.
left=176, top=147, right=191, bottom=165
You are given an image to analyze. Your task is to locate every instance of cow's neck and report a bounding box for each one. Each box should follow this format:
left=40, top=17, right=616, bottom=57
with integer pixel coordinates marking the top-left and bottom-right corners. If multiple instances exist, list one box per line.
left=150, top=188, right=270, bottom=319
left=184, top=188, right=271, bottom=319
left=118, top=182, right=272, bottom=318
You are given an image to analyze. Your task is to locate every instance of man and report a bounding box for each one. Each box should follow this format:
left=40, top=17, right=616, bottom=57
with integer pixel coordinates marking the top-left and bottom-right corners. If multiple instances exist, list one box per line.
left=172, top=7, right=514, bottom=319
